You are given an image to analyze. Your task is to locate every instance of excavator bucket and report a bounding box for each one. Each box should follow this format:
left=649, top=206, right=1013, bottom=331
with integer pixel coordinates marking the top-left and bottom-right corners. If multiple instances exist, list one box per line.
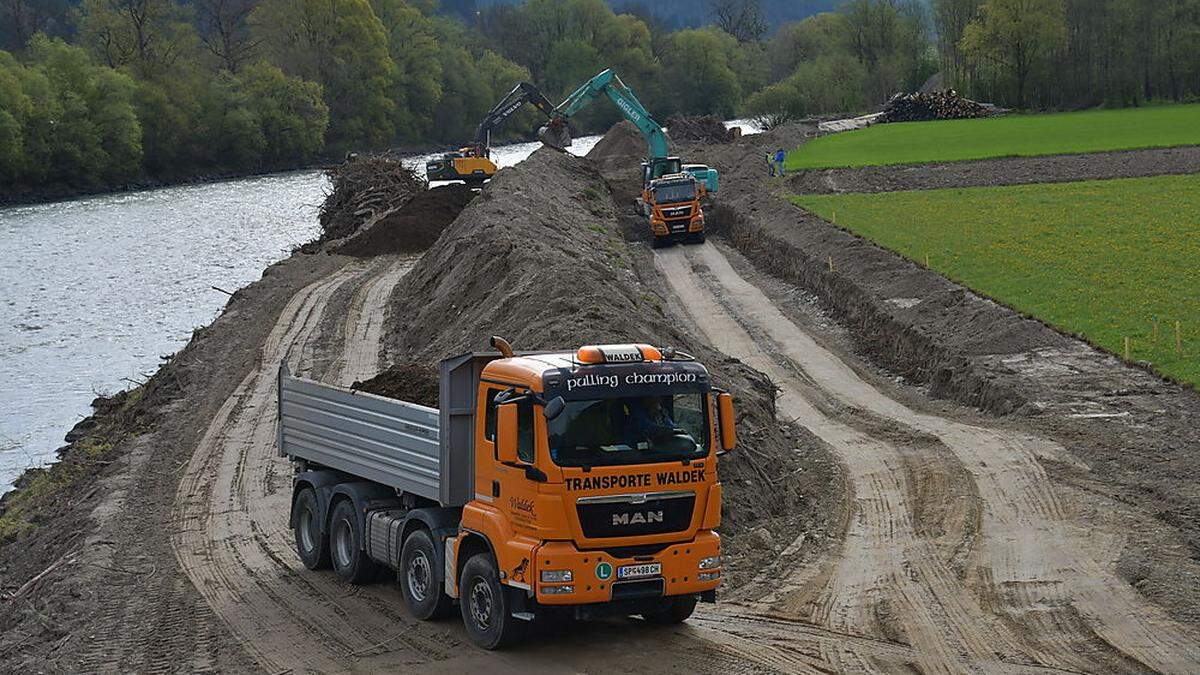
left=538, top=119, right=572, bottom=151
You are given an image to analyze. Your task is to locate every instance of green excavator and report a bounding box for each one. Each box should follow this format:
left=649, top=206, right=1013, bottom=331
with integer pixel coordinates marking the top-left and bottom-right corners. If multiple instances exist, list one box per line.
left=538, top=69, right=719, bottom=247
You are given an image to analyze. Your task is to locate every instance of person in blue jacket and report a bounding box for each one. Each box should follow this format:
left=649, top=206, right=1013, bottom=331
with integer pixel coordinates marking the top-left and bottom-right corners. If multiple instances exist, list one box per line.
left=774, top=148, right=787, bottom=176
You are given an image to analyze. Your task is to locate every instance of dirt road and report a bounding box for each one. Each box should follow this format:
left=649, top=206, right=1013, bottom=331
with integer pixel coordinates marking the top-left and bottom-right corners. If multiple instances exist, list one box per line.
left=656, top=242, right=1200, bottom=673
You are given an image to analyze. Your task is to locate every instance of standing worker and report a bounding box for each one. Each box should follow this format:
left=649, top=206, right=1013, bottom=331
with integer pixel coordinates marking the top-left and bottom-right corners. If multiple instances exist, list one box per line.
left=766, top=150, right=775, bottom=177
left=774, top=148, right=787, bottom=177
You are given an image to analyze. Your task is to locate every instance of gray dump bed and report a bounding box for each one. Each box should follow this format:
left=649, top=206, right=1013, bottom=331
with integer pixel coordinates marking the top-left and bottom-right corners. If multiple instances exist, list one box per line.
left=276, top=353, right=496, bottom=507
left=278, top=366, right=442, bottom=501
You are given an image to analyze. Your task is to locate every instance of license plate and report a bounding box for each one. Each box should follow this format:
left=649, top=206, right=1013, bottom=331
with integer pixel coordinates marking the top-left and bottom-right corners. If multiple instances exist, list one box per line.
left=618, top=563, right=661, bottom=579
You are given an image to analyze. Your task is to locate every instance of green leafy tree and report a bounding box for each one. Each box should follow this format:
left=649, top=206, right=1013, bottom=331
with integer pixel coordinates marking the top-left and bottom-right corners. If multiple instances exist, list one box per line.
left=961, top=0, right=1067, bottom=106
left=659, top=28, right=741, bottom=117
left=253, top=0, right=395, bottom=149
left=77, top=0, right=199, bottom=78
left=241, top=62, right=329, bottom=164
left=370, top=0, right=444, bottom=140
left=28, top=35, right=143, bottom=183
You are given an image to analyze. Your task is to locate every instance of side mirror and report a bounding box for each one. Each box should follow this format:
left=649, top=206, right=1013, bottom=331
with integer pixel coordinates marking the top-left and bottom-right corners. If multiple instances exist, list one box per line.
left=496, top=403, right=521, bottom=464
left=543, top=396, right=565, bottom=421
left=717, top=392, right=736, bottom=453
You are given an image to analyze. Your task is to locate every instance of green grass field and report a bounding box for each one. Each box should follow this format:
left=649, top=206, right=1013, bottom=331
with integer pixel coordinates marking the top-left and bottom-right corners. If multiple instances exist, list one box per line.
left=786, top=104, right=1200, bottom=170
left=792, top=174, right=1200, bottom=385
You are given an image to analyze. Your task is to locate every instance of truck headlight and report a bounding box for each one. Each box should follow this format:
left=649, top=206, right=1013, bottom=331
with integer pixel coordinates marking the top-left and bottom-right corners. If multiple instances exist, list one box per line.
left=542, top=584, right=574, bottom=595
left=698, top=556, right=721, bottom=570
left=540, top=569, right=573, bottom=583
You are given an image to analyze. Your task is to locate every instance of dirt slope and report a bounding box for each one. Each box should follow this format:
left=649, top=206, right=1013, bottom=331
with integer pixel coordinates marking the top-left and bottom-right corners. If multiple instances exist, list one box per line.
left=790, top=145, right=1200, bottom=194
left=382, top=148, right=844, bottom=562
left=666, top=122, right=1200, bottom=670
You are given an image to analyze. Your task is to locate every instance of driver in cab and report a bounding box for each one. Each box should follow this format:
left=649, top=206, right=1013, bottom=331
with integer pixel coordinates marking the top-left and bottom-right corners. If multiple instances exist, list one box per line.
left=621, top=396, right=675, bottom=448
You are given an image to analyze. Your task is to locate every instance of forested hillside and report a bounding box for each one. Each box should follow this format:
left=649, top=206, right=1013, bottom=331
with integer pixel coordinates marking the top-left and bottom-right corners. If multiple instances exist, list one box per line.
left=456, top=0, right=843, bottom=29
left=2, top=0, right=1198, bottom=201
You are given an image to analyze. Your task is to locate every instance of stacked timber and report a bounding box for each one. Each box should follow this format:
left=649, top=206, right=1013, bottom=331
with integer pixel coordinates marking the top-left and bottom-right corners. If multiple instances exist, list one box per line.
left=879, top=90, right=999, bottom=123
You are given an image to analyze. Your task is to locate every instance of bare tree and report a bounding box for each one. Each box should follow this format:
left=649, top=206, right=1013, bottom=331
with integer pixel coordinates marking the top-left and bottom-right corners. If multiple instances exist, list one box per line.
left=195, top=0, right=260, bottom=72
left=709, top=0, right=768, bottom=43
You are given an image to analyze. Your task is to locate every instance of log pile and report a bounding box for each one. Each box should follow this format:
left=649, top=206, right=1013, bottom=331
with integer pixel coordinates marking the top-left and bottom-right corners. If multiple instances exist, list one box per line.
left=879, top=90, right=997, bottom=123
left=319, top=153, right=425, bottom=241
left=667, top=115, right=736, bottom=143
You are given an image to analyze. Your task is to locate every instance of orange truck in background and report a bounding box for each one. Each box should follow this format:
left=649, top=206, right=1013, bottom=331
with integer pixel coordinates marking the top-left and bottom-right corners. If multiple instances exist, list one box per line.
left=278, top=338, right=736, bottom=648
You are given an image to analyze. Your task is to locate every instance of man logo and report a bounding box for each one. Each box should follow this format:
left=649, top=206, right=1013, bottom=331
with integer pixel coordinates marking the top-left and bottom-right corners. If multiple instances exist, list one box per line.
left=612, top=510, right=664, bottom=526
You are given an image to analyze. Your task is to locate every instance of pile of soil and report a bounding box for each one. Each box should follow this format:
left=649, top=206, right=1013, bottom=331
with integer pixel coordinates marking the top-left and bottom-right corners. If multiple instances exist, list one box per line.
left=318, top=153, right=425, bottom=241
left=668, top=115, right=733, bottom=144
left=380, top=146, right=845, bottom=583
left=880, top=89, right=999, bottom=123
left=336, top=184, right=475, bottom=257
left=350, top=364, right=440, bottom=407
left=585, top=120, right=646, bottom=173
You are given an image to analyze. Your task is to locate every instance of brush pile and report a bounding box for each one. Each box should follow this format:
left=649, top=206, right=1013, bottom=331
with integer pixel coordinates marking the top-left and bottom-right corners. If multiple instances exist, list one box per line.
left=319, top=153, right=425, bottom=241
left=880, top=90, right=998, bottom=123
left=667, top=115, right=736, bottom=143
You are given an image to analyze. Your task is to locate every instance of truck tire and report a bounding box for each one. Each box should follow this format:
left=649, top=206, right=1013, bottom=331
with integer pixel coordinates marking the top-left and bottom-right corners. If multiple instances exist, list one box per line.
left=292, top=487, right=330, bottom=570
left=329, top=499, right=380, bottom=584
left=651, top=235, right=669, bottom=249
left=459, top=553, right=524, bottom=649
left=686, top=231, right=706, bottom=245
left=400, top=529, right=454, bottom=620
left=642, top=595, right=698, bottom=625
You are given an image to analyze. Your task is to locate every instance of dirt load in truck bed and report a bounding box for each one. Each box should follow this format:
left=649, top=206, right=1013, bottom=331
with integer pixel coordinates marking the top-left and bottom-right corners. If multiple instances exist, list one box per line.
left=350, top=363, right=440, bottom=407
left=381, top=147, right=846, bottom=580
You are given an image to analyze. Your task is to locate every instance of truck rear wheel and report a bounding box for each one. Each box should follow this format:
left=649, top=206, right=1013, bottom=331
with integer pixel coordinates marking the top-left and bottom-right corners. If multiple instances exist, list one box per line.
left=329, top=499, right=381, bottom=584
left=292, top=487, right=330, bottom=570
left=459, top=553, right=524, bottom=649
left=400, top=529, right=454, bottom=620
left=642, top=595, right=698, bottom=625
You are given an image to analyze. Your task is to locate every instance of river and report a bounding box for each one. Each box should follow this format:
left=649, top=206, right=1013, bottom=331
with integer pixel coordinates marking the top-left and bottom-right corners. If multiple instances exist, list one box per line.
left=0, top=119, right=761, bottom=495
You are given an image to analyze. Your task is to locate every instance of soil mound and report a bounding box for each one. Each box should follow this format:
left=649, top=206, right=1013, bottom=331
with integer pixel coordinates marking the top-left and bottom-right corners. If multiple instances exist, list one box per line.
left=586, top=121, right=646, bottom=173
left=350, top=363, right=440, bottom=407
left=319, top=153, right=425, bottom=241
left=668, top=115, right=733, bottom=144
left=336, top=184, right=474, bottom=257
left=380, top=147, right=844, bottom=579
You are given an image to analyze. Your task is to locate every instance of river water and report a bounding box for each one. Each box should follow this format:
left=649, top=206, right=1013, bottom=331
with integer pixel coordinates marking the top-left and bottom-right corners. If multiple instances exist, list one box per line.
left=0, top=137, right=607, bottom=494
left=0, top=119, right=762, bottom=495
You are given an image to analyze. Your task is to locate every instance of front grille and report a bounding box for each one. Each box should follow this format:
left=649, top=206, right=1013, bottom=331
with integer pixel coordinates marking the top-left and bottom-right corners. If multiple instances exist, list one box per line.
left=611, top=578, right=664, bottom=600
left=576, top=493, right=695, bottom=538
left=663, top=206, right=693, bottom=218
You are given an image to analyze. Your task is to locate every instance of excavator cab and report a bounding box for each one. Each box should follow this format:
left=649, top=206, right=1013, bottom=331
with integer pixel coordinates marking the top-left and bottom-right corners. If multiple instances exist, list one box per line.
left=643, top=157, right=683, bottom=189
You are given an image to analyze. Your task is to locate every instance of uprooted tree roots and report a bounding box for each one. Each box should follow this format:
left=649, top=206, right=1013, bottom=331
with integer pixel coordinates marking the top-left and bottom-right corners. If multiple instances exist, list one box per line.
left=319, top=153, right=426, bottom=241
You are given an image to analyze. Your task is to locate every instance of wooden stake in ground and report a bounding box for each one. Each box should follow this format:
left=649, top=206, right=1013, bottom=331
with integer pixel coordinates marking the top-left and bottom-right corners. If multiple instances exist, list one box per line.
left=828, top=255, right=834, bottom=272
left=924, top=253, right=930, bottom=269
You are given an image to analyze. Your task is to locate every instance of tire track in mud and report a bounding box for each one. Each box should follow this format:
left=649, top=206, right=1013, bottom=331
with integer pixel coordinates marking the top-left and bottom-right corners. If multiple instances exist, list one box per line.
left=170, top=256, right=457, bottom=673
left=165, top=253, right=771, bottom=674
left=657, top=243, right=1200, bottom=673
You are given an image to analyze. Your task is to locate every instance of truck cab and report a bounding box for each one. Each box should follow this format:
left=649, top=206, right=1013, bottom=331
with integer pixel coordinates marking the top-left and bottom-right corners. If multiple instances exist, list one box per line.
left=642, top=173, right=707, bottom=247
left=280, top=341, right=736, bottom=649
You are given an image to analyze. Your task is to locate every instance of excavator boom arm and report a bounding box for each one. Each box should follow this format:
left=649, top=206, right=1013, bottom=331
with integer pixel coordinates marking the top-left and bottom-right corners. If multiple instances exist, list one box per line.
left=472, top=82, right=557, bottom=151
left=545, top=69, right=670, bottom=159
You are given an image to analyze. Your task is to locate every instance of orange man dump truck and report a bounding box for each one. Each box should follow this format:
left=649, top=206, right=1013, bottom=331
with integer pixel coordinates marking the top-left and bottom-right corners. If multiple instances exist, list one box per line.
left=642, top=171, right=708, bottom=247
left=278, top=338, right=736, bottom=649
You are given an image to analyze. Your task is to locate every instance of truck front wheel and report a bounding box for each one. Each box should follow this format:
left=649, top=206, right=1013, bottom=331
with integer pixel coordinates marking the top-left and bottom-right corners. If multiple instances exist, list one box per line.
left=329, top=499, right=381, bottom=584
left=642, top=595, right=698, bottom=624
left=292, top=487, right=330, bottom=570
left=400, top=529, right=454, bottom=619
left=459, top=553, right=524, bottom=649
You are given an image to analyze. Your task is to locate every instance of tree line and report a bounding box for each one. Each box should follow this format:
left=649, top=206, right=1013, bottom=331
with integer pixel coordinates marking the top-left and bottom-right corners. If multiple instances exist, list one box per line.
left=3, top=0, right=1198, bottom=198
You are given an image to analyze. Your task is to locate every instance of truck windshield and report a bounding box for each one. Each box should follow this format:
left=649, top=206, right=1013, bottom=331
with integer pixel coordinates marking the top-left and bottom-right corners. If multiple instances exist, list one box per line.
left=652, top=183, right=696, bottom=204
left=547, top=394, right=708, bottom=467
